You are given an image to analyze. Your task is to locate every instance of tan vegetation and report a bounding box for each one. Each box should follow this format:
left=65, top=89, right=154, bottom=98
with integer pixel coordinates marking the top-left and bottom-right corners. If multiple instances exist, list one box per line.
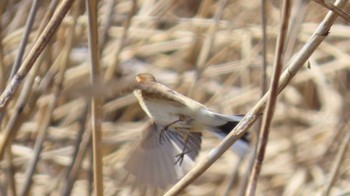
left=0, top=0, right=349, bottom=195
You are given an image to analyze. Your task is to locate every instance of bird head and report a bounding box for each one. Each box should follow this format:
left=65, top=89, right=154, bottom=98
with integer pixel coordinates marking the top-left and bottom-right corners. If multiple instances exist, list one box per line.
left=136, top=73, right=157, bottom=83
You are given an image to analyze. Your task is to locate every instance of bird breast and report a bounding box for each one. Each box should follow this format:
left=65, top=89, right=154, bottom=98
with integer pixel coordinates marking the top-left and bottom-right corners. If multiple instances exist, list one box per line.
left=142, top=99, right=186, bottom=126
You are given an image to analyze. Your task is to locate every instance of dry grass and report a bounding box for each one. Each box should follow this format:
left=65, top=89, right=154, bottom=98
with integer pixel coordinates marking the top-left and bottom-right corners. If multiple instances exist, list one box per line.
left=0, top=0, right=349, bottom=195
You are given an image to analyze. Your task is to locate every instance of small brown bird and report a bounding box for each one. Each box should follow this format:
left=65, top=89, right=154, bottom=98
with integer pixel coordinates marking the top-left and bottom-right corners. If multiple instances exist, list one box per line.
left=125, top=73, right=250, bottom=189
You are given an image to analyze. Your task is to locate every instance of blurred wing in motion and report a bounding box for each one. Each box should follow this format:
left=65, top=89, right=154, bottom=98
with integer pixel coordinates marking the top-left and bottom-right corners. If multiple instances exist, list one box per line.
left=124, top=122, right=202, bottom=189
left=62, top=74, right=139, bottom=99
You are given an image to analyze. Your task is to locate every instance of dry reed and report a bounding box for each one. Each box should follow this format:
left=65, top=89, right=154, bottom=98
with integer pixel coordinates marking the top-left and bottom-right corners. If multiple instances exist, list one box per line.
left=0, top=1, right=349, bottom=196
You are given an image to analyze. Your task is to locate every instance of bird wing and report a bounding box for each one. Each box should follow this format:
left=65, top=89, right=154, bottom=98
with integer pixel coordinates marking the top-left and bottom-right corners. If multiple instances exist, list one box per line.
left=124, top=122, right=178, bottom=189
left=124, top=122, right=198, bottom=189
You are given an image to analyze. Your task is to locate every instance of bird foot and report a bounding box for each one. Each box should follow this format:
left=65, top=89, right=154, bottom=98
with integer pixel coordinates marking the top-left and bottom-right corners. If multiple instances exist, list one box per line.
left=174, top=150, right=191, bottom=166
left=159, top=127, right=166, bottom=144
left=159, top=117, right=185, bottom=144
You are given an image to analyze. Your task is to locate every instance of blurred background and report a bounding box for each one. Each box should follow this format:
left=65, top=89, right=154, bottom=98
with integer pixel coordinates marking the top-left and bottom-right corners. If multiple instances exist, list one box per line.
left=0, top=0, right=349, bottom=195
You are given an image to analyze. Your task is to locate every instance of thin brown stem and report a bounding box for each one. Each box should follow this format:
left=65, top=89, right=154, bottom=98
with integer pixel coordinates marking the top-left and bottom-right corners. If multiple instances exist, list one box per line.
left=61, top=102, right=90, bottom=196
left=196, top=0, right=227, bottom=70
left=8, top=0, right=41, bottom=81
left=189, top=0, right=227, bottom=97
left=99, top=0, right=116, bottom=51
left=223, top=157, right=243, bottom=196
left=246, top=0, right=291, bottom=195
left=104, top=0, right=137, bottom=80
left=0, top=25, right=5, bottom=91
left=260, top=0, right=268, bottom=96
left=238, top=0, right=268, bottom=194
left=322, top=123, right=350, bottom=196
left=85, top=0, right=104, bottom=195
left=5, top=148, right=16, bottom=196
left=284, top=0, right=309, bottom=64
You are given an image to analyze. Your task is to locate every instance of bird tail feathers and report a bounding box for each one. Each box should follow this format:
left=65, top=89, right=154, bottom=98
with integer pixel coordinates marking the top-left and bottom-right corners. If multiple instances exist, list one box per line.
left=206, top=113, right=251, bottom=157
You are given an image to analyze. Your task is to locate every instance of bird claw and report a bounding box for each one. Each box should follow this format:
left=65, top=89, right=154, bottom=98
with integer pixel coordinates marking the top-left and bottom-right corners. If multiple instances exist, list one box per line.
left=159, top=117, right=184, bottom=144
left=159, top=127, right=166, bottom=144
left=174, top=150, right=191, bottom=166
